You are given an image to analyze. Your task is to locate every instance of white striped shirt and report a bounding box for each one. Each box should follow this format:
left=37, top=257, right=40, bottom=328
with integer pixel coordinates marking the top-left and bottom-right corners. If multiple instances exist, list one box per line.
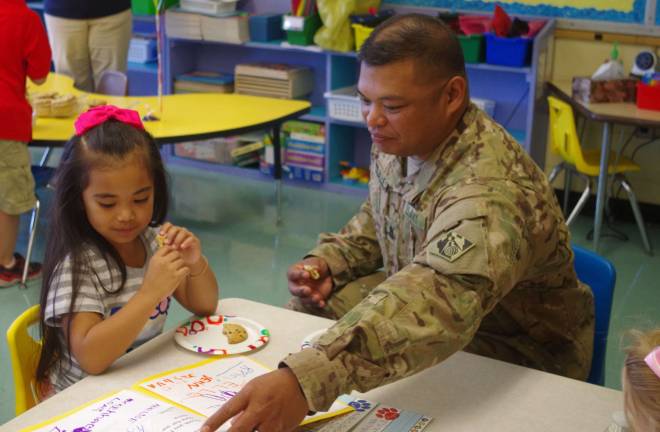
left=44, top=226, right=170, bottom=392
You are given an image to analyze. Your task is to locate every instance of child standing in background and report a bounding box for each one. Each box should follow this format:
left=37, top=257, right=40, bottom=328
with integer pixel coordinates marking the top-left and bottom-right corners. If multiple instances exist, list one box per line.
left=623, top=329, right=660, bottom=431
left=0, top=0, right=51, bottom=286
left=36, top=106, right=219, bottom=395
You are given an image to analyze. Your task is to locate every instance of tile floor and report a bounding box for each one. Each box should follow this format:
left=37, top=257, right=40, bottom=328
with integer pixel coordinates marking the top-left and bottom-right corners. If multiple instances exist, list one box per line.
left=1, top=162, right=658, bottom=424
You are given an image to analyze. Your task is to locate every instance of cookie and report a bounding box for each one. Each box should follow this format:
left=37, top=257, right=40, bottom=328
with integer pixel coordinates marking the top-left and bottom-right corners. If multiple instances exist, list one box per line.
left=156, top=234, right=167, bottom=248
left=222, top=323, right=248, bottom=344
left=302, top=264, right=320, bottom=280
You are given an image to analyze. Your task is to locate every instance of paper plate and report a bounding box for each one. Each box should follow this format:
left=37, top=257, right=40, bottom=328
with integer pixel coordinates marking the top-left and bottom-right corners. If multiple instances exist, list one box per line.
left=300, top=328, right=327, bottom=350
left=175, top=315, right=270, bottom=355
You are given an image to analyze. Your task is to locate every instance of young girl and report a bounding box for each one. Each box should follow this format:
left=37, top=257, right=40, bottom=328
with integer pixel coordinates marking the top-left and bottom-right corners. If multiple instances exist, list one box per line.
left=36, top=105, right=219, bottom=394
left=622, top=329, right=660, bottom=431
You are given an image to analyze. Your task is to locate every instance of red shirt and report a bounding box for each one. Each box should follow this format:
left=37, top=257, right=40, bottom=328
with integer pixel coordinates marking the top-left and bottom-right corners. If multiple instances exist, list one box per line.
left=0, top=0, right=51, bottom=142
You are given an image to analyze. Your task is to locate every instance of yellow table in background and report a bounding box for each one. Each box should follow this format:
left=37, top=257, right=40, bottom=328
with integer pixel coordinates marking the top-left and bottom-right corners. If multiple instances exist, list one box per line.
left=29, top=73, right=311, bottom=222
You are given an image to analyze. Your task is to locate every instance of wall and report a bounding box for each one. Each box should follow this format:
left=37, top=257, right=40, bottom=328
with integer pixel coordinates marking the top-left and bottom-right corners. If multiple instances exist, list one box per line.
left=546, top=38, right=660, bottom=205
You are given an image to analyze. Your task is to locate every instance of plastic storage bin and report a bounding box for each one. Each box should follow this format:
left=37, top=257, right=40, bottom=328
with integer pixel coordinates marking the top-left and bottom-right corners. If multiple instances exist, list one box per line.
left=458, top=34, right=484, bottom=63
left=249, top=14, right=284, bottom=42
left=324, top=86, right=363, bottom=123
left=636, top=82, right=660, bottom=111
left=485, top=33, right=533, bottom=67
left=128, top=37, right=157, bottom=63
left=284, top=14, right=321, bottom=46
left=132, top=0, right=179, bottom=15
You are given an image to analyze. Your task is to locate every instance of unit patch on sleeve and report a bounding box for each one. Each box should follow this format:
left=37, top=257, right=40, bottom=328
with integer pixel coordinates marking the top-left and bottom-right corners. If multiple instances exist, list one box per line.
left=431, top=231, right=475, bottom=262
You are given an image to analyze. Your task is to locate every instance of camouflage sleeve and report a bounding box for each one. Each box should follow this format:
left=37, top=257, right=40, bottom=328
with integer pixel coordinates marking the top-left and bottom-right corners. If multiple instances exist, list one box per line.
left=283, top=184, right=528, bottom=411
left=307, top=199, right=383, bottom=289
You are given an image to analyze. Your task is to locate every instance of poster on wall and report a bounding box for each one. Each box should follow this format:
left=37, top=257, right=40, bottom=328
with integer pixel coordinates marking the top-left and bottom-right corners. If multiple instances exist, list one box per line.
left=384, top=0, right=648, bottom=24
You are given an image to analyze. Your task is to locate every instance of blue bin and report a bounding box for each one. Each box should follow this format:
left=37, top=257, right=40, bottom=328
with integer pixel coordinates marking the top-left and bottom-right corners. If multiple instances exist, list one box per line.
left=485, top=33, right=533, bottom=67
left=249, top=14, right=284, bottom=42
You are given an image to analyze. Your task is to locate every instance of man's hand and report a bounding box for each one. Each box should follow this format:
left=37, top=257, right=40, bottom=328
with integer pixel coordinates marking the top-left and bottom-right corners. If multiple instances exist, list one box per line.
left=201, top=368, right=309, bottom=432
left=287, top=257, right=333, bottom=308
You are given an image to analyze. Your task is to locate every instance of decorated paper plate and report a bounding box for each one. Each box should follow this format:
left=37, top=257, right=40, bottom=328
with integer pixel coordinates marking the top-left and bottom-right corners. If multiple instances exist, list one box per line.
left=175, top=315, right=270, bottom=355
left=300, top=328, right=327, bottom=350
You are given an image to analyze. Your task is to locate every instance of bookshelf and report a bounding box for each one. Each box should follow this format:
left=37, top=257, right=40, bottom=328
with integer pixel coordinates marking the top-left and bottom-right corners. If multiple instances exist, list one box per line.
left=156, top=6, right=555, bottom=196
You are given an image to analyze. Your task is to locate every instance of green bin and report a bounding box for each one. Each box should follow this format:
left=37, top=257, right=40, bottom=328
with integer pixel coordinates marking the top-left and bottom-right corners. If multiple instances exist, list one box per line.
left=286, top=14, right=322, bottom=46
left=458, top=34, right=484, bottom=63
left=132, top=0, right=179, bottom=16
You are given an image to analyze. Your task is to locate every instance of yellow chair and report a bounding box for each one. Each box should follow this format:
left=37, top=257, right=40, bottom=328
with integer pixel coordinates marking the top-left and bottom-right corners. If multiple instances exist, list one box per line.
left=6, top=304, right=42, bottom=415
left=546, top=96, right=651, bottom=253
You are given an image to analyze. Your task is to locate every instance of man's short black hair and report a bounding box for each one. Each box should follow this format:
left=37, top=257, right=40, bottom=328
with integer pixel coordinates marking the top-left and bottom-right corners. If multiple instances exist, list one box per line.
left=358, top=13, right=466, bottom=81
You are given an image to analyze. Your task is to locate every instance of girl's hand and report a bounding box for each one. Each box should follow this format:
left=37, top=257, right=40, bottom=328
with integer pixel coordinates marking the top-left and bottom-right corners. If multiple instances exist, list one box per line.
left=143, top=247, right=189, bottom=301
left=159, top=223, right=202, bottom=266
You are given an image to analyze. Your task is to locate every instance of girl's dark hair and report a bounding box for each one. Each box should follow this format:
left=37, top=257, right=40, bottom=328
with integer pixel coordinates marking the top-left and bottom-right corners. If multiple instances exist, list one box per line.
left=36, top=120, right=169, bottom=384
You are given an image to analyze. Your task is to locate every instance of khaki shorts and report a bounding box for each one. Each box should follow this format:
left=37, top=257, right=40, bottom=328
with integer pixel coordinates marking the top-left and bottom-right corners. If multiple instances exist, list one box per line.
left=0, top=140, right=36, bottom=215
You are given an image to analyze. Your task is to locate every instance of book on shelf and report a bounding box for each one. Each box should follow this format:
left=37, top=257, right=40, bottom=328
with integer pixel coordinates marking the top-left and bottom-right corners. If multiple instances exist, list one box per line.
left=235, top=62, right=313, bottom=80
left=175, top=71, right=235, bottom=93
left=174, top=81, right=234, bottom=93
left=234, top=63, right=314, bottom=99
left=177, top=70, right=235, bottom=85
left=201, top=14, right=249, bottom=43
left=165, top=9, right=203, bottom=40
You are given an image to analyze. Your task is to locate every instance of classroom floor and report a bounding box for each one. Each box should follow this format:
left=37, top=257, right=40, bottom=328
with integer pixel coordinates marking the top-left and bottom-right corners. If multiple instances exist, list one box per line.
left=1, top=162, right=659, bottom=424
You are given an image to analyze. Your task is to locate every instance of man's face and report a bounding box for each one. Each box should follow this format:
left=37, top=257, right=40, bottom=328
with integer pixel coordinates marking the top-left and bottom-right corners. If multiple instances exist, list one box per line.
left=357, top=59, right=454, bottom=159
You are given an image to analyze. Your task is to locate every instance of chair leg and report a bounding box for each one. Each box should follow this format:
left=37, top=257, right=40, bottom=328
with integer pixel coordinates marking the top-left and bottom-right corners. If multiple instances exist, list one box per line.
left=566, top=174, right=591, bottom=226
left=618, top=175, right=653, bottom=255
left=547, top=163, right=564, bottom=184
left=563, top=169, right=573, bottom=216
left=21, top=199, right=40, bottom=287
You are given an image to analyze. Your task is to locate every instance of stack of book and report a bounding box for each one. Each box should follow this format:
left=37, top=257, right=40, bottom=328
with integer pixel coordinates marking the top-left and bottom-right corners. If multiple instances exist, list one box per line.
left=174, top=133, right=264, bottom=168
left=202, top=14, right=249, bottom=43
left=180, top=0, right=238, bottom=15
left=234, top=63, right=314, bottom=99
left=165, top=9, right=202, bottom=40
left=174, top=71, right=234, bottom=93
left=165, top=8, right=248, bottom=44
left=283, top=120, right=325, bottom=183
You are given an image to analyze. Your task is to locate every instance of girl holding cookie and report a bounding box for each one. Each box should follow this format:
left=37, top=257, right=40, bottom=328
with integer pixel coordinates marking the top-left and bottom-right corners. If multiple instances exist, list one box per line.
left=36, top=105, right=218, bottom=395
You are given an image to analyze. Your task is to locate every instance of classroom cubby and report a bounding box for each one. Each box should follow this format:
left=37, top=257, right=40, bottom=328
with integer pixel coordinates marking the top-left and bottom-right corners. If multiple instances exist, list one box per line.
left=156, top=9, right=555, bottom=195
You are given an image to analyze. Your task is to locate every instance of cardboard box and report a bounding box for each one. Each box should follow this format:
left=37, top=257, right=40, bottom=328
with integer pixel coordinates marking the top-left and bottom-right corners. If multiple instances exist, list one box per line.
left=572, top=77, right=637, bottom=103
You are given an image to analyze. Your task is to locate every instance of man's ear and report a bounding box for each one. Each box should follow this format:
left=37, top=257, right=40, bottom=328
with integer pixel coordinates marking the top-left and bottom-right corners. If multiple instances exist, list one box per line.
left=445, top=76, right=468, bottom=116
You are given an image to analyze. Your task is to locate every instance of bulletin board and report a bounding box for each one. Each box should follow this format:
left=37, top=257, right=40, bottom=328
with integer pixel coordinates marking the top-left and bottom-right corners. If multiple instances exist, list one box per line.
left=384, top=0, right=651, bottom=25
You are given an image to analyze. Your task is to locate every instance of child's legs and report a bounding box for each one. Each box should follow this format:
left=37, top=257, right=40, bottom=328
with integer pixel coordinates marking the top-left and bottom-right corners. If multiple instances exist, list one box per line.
left=44, top=14, right=93, bottom=92
left=88, top=9, right=132, bottom=91
left=0, top=141, right=36, bottom=265
left=0, top=212, right=19, bottom=266
left=286, top=271, right=387, bottom=320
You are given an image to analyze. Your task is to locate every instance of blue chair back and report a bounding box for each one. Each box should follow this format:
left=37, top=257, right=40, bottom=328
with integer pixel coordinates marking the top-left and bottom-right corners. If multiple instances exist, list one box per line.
left=572, top=244, right=616, bottom=385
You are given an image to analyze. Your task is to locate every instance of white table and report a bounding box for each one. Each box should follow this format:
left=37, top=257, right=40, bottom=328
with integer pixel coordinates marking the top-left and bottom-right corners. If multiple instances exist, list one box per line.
left=1, top=298, right=623, bottom=431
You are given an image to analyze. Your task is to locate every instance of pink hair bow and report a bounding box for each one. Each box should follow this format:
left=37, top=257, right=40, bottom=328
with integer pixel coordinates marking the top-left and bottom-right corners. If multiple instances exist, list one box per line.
left=645, top=346, right=660, bottom=379
left=74, top=105, right=144, bottom=136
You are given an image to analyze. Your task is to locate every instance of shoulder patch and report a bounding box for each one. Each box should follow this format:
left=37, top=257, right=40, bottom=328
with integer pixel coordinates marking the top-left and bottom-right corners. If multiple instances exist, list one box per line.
left=431, top=231, right=475, bottom=262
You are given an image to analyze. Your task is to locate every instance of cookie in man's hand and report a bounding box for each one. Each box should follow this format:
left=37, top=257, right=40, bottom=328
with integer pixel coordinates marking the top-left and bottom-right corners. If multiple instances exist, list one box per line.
left=156, top=234, right=167, bottom=248
left=302, top=264, right=320, bottom=280
left=222, top=323, right=248, bottom=344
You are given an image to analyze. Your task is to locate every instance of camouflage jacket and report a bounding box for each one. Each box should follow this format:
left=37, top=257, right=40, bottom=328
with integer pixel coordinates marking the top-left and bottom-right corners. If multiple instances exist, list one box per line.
left=283, top=104, right=595, bottom=412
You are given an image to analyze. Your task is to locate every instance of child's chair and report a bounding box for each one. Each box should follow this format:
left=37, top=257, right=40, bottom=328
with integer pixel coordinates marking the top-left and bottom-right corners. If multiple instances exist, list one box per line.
left=572, top=245, right=616, bottom=386
left=95, top=70, right=128, bottom=96
left=6, top=304, right=42, bottom=415
left=20, top=165, right=54, bottom=286
left=546, top=96, right=651, bottom=254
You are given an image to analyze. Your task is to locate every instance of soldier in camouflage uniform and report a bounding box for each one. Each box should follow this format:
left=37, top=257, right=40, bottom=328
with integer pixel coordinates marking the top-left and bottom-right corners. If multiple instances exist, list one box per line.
left=202, top=13, right=594, bottom=432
